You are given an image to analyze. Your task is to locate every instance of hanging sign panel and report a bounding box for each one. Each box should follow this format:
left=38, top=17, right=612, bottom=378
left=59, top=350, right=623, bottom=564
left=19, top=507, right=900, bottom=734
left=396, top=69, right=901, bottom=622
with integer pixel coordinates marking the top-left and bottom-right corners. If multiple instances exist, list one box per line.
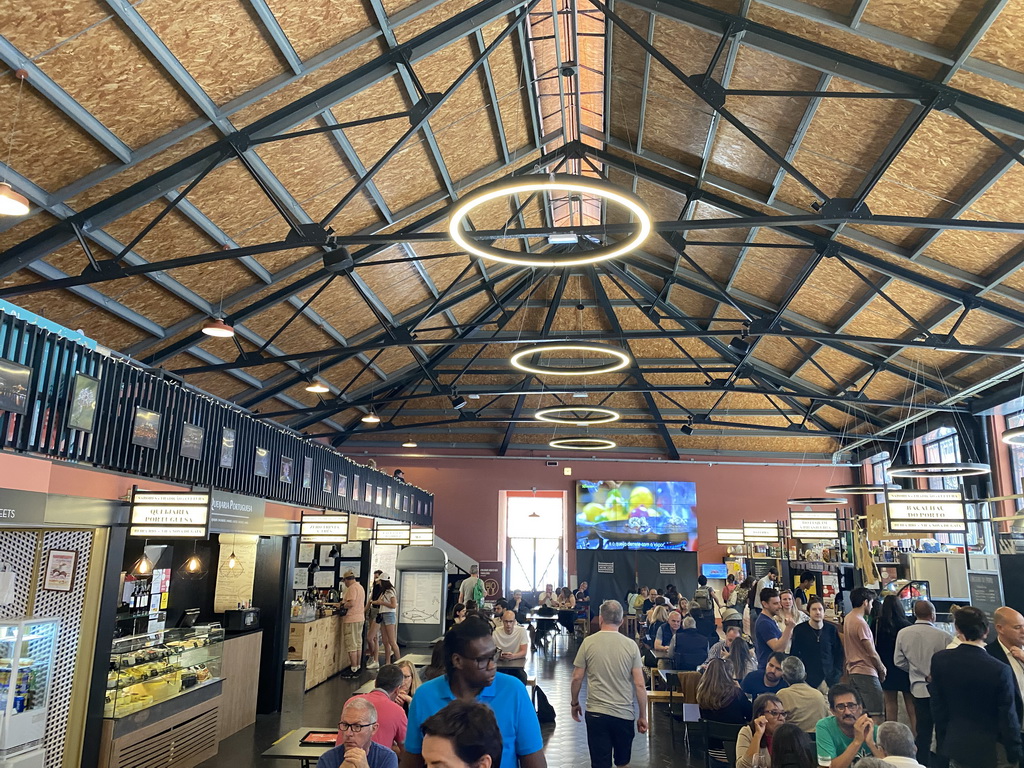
left=790, top=511, right=841, bottom=540
left=375, top=521, right=411, bottom=546
left=717, top=528, right=744, bottom=545
left=300, top=512, right=350, bottom=543
left=743, top=521, right=780, bottom=543
left=129, top=490, right=210, bottom=538
left=885, top=489, right=966, bottom=533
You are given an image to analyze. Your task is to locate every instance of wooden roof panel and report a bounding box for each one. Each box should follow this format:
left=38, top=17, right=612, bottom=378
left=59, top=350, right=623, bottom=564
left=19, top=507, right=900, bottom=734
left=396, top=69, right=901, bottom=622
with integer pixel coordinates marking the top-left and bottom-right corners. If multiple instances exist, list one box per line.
left=860, top=0, right=990, bottom=49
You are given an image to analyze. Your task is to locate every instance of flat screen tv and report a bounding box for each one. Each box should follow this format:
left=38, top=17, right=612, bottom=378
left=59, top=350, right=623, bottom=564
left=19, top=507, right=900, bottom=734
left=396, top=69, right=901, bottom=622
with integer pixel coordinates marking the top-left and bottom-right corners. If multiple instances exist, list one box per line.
left=575, top=480, right=697, bottom=550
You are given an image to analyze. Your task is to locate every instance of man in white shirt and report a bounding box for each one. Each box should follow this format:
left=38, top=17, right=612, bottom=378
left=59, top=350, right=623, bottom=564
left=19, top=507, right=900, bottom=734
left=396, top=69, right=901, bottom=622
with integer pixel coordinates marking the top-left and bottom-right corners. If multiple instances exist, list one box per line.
left=877, top=722, right=925, bottom=768
left=988, top=606, right=1024, bottom=739
left=894, top=600, right=952, bottom=766
left=492, top=610, right=529, bottom=684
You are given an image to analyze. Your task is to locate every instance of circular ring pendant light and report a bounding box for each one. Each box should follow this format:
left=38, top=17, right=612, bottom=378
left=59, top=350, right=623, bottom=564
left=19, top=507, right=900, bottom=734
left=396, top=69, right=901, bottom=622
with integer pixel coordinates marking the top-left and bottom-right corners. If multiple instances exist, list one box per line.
left=787, top=497, right=847, bottom=505
left=549, top=437, right=617, bottom=451
left=1002, top=427, right=1024, bottom=444
left=887, top=462, right=990, bottom=478
left=510, top=342, right=631, bottom=376
left=534, top=406, right=621, bottom=426
left=448, top=174, right=652, bottom=267
left=825, top=484, right=899, bottom=495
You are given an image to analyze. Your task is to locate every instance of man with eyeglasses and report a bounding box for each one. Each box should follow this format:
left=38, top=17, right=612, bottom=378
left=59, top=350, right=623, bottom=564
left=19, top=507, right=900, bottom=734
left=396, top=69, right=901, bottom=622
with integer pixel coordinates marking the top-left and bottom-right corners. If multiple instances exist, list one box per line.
left=492, top=611, right=529, bottom=685
left=401, top=617, right=544, bottom=768
left=318, top=698, right=398, bottom=768
left=815, top=684, right=882, bottom=768
left=570, top=600, right=648, bottom=768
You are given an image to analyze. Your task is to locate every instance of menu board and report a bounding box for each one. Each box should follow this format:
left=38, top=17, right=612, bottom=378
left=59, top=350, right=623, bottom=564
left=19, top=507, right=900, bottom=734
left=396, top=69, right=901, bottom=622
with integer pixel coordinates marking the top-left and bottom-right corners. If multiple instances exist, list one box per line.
left=399, top=572, right=443, bottom=625
left=969, top=571, right=1002, bottom=642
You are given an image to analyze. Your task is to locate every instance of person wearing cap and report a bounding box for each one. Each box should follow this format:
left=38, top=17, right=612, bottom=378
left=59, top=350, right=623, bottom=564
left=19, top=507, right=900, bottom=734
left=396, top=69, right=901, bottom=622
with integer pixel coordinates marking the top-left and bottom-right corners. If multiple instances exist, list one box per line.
left=459, top=565, right=483, bottom=605
left=342, top=569, right=366, bottom=677
left=373, top=573, right=400, bottom=665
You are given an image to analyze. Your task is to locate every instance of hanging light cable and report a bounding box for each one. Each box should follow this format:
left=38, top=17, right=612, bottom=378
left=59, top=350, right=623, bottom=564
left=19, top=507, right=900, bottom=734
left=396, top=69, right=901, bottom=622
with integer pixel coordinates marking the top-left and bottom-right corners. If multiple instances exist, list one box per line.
left=0, top=71, right=30, bottom=217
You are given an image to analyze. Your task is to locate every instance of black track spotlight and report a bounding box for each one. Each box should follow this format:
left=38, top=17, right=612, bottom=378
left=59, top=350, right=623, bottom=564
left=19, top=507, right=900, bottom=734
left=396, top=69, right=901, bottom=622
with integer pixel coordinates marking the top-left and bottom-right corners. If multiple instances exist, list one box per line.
left=450, top=395, right=467, bottom=410
left=728, top=336, right=750, bottom=354
left=680, top=424, right=694, bottom=436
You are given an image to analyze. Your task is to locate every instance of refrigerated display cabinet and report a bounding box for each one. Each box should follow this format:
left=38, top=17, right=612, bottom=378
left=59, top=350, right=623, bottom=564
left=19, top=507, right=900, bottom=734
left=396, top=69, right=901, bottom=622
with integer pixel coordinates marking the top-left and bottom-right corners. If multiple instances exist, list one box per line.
left=0, top=618, right=58, bottom=756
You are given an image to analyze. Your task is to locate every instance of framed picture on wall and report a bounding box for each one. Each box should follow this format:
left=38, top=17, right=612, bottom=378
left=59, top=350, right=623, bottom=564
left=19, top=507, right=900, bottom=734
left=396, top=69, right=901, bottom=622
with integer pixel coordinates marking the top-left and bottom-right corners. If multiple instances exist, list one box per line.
left=179, top=423, right=204, bottom=460
left=67, top=372, right=100, bottom=432
left=323, top=470, right=334, bottom=494
left=302, top=457, right=313, bottom=489
left=220, top=427, right=236, bottom=468
left=352, top=475, right=360, bottom=501
left=375, top=487, right=384, bottom=506
left=280, top=456, right=294, bottom=484
left=337, top=475, right=347, bottom=498
left=131, top=407, right=161, bottom=449
left=385, top=487, right=392, bottom=508
left=0, top=358, right=31, bottom=416
left=365, top=483, right=373, bottom=503
left=254, top=446, right=271, bottom=477
left=43, top=549, right=78, bottom=592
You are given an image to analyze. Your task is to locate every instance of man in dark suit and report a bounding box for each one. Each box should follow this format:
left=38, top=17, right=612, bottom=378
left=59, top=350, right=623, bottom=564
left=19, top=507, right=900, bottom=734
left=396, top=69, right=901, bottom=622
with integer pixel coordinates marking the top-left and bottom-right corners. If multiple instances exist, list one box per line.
left=987, top=607, right=1024, bottom=737
left=930, top=606, right=1021, bottom=768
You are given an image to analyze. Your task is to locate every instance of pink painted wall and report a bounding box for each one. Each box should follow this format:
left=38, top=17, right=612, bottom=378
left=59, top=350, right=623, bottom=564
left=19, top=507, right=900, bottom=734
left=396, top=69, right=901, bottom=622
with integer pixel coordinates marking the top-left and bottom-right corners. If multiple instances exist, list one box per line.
left=384, top=457, right=855, bottom=575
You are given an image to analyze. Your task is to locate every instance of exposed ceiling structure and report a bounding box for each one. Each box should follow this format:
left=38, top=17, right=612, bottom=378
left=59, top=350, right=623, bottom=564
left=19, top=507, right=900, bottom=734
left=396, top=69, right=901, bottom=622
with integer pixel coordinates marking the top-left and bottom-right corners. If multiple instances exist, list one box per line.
left=4, top=0, right=1024, bottom=461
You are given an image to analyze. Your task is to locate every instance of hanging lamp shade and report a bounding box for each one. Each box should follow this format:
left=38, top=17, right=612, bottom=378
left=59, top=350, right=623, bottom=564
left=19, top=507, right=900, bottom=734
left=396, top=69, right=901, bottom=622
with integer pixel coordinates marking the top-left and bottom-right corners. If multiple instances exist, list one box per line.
left=201, top=318, right=235, bottom=338
left=0, top=183, right=29, bottom=216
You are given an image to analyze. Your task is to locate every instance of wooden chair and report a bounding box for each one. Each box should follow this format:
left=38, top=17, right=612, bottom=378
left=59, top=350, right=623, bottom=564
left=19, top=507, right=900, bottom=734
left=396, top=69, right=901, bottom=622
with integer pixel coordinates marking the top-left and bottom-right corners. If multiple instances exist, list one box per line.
left=702, top=720, right=743, bottom=768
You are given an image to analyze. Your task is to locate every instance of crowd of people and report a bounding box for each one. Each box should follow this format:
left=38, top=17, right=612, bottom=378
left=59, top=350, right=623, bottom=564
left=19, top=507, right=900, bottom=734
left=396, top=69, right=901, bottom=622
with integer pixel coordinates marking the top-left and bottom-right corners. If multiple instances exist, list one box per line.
left=323, top=569, right=1024, bottom=768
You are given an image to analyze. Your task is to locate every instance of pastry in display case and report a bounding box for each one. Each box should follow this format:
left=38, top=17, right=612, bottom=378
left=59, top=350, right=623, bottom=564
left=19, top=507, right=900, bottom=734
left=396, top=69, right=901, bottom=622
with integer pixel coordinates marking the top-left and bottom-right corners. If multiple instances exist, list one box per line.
left=0, top=618, right=58, bottom=756
left=105, top=624, right=223, bottom=718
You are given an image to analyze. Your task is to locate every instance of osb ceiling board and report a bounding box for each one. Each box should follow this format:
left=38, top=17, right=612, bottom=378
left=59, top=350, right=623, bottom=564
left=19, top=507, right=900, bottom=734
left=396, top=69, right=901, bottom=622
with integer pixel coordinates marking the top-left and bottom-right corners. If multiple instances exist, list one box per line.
left=969, top=0, right=1024, bottom=74
left=265, top=0, right=373, bottom=62
left=923, top=228, right=1024, bottom=278
left=784, top=256, right=874, bottom=327
left=479, top=26, right=533, bottom=154
left=861, top=0, right=989, bottom=49
left=667, top=285, right=718, bottom=319
left=356, top=255, right=436, bottom=317
left=747, top=3, right=943, bottom=79
left=673, top=434, right=839, bottom=453
left=285, top=278, right=389, bottom=339
left=416, top=40, right=503, bottom=180
left=35, top=17, right=200, bottom=149
left=139, top=0, right=288, bottom=106
left=162, top=352, right=250, bottom=399
left=390, top=0, right=482, bottom=44
left=947, top=69, right=1024, bottom=114
left=0, top=71, right=114, bottom=193
left=751, top=335, right=815, bottom=373
left=0, top=211, right=59, bottom=255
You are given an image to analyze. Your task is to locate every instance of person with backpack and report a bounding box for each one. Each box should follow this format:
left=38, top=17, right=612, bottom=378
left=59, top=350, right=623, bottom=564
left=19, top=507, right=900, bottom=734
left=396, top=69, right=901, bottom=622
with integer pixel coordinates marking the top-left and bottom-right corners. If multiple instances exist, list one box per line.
left=459, top=565, right=485, bottom=605
left=694, top=574, right=723, bottom=616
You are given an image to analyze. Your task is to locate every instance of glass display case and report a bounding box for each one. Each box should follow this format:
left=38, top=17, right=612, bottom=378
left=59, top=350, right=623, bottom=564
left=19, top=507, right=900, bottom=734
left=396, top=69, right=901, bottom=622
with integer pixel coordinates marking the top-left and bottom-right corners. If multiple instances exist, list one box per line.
left=105, top=623, right=224, bottom=719
left=0, top=617, right=59, bottom=755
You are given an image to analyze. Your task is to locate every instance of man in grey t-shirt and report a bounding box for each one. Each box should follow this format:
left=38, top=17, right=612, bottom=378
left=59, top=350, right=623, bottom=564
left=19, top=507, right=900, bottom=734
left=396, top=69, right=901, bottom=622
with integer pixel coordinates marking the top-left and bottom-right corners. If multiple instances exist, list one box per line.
left=571, top=600, right=649, bottom=768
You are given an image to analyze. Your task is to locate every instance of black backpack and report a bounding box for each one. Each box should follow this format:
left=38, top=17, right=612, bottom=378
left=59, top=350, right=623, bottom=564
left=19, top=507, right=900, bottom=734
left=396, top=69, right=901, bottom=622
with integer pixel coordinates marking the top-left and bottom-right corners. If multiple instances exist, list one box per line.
left=533, top=685, right=556, bottom=723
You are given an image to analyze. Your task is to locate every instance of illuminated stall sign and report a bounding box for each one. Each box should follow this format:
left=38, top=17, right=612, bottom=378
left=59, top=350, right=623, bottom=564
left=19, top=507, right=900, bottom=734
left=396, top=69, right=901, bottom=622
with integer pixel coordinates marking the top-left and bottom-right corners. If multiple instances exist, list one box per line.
left=717, top=528, right=744, bottom=545
left=409, top=526, right=435, bottom=547
left=743, top=521, right=780, bottom=543
left=300, top=512, right=350, bottom=543
left=375, top=521, right=412, bottom=546
left=885, top=489, right=966, bottom=533
left=130, top=490, right=210, bottom=538
left=790, top=511, right=841, bottom=540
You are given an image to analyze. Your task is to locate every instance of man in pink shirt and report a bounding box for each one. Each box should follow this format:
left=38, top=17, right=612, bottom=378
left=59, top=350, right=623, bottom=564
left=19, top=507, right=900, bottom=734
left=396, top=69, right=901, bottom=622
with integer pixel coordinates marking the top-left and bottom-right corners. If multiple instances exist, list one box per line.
left=342, top=570, right=367, bottom=677
left=339, top=665, right=408, bottom=753
left=843, top=587, right=887, bottom=722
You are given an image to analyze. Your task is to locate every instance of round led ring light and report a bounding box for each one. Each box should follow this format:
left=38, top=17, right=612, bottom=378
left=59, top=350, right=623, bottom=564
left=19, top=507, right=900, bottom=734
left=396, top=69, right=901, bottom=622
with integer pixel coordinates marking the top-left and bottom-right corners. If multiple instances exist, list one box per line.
left=787, top=497, right=847, bottom=505
left=510, top=342, right=631, bottom=376
left=1002, top=427, right=1024, bottom=444
left=887, top=462, right=990, bottom=478
left=448, top=174, right=652, bottom=267
left=825, top=484, right=899, bottom=495
left=534, top=406, right=621, bottom=426
left=549, top=437, right=617, bottom=451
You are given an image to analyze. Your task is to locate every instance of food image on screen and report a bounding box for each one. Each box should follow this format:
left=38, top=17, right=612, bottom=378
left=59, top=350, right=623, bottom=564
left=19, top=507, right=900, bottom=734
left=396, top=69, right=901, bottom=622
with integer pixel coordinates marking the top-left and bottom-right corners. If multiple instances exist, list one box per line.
left=576, top=480, right=697, bottom=550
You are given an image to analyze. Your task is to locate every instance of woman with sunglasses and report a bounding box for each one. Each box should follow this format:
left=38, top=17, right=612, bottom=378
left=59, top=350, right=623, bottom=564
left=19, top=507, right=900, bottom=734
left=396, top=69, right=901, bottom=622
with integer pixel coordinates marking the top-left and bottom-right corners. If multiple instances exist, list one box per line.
left=736, top=693, right=788, bottom=768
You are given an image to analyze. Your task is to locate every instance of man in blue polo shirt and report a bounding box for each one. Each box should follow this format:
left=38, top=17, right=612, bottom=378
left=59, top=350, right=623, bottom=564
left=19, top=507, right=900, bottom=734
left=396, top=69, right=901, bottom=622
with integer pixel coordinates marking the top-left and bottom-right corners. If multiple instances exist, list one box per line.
left=401, top=617, right=546, bottom=768
left=755, top=587, right=795, bottom=669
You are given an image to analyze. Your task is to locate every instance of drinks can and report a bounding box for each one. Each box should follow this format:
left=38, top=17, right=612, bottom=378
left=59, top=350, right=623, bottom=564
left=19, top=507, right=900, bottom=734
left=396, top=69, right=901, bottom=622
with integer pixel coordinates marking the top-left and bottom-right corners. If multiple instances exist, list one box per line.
left=13, top=695, right=25, bottom=713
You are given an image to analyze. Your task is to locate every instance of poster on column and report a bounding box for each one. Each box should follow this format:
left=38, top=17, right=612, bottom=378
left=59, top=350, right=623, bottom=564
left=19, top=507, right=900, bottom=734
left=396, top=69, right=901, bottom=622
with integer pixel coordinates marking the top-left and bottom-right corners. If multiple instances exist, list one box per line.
left=478, top=561, right=503, bottom=600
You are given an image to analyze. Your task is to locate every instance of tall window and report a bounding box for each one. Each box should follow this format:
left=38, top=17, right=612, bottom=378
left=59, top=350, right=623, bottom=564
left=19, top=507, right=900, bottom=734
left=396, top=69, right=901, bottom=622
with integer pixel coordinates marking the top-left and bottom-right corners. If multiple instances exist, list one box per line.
left=506, top=493, right=564, bottom=594
left=922, top=426, right=960, bottom=491
left=866, top=451, right=892, bottom=505
left=1006, top=410, right=1024, bottom=511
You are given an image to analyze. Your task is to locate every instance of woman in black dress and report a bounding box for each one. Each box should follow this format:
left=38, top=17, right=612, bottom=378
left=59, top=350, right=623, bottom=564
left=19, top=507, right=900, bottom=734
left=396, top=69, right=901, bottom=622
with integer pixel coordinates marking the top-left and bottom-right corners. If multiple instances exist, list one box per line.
left=875, top=594, right=916, bottom=730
